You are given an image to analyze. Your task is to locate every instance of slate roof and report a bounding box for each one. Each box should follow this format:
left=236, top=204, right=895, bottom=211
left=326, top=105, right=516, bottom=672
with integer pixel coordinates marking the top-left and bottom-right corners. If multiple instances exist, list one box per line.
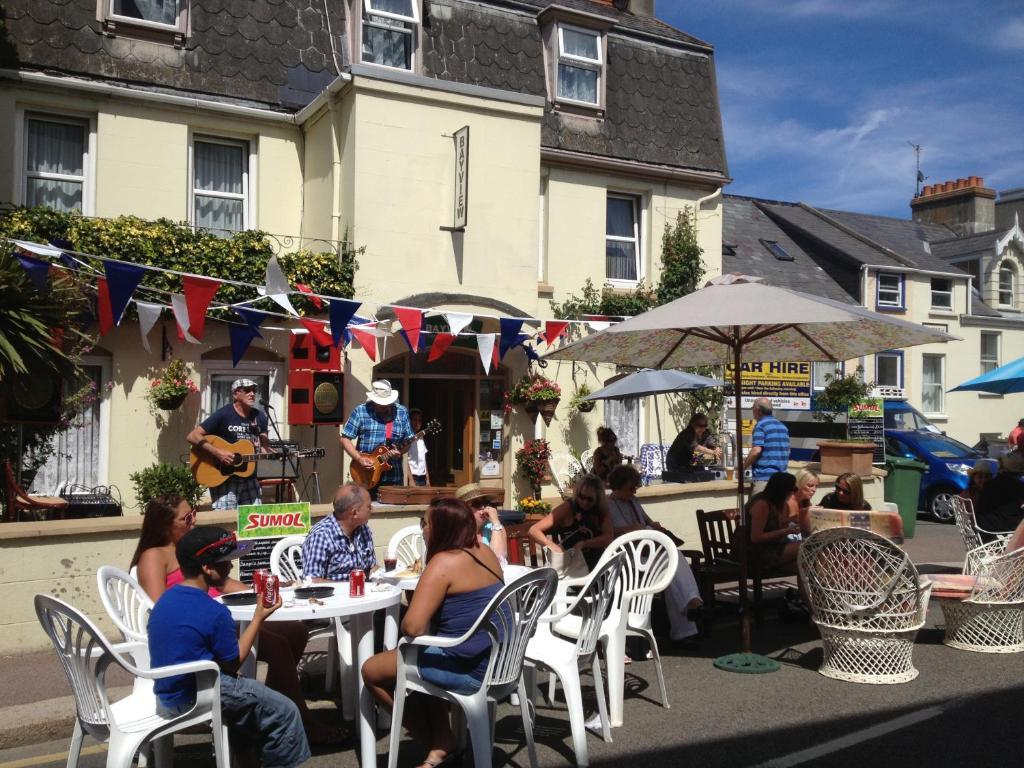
left=929, top=227, right=1012, bottom=261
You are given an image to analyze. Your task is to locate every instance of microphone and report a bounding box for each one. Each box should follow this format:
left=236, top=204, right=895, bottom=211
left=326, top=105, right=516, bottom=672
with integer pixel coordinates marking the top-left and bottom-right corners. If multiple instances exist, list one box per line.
left=259, top=398, right=275, bottom=410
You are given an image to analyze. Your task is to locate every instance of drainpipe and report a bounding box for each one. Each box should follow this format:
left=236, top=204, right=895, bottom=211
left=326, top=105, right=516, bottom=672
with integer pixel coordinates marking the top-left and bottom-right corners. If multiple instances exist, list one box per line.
left=321, top=77, right=349, bottom=245
left=695, top=185, right=722, bottom=212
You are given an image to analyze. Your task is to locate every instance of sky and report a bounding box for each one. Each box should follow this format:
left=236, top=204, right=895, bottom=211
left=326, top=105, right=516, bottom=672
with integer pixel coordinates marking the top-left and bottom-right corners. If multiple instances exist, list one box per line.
left=660, top=0, right=1024, bottom=218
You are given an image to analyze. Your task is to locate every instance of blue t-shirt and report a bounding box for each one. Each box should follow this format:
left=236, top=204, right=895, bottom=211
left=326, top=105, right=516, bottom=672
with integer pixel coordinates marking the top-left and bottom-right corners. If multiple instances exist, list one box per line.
left=201, top=403, right=268, bottom=447
left=751, top=415, right=791, bottom=479
left=148, top=585, right=238, bottom=710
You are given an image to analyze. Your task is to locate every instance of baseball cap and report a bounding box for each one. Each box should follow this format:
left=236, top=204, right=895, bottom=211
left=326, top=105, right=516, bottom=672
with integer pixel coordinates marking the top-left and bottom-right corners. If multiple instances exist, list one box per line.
left=232, top=378, right=257, bottom=392
left=177, top=526, right=253, bottom=571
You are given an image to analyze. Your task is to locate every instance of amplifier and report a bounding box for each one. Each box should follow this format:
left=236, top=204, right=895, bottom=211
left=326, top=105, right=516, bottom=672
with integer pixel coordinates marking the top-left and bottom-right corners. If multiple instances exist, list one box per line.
left=59, top=484, right=123, bottom=518
left=255, top=440, right=301, bottom=479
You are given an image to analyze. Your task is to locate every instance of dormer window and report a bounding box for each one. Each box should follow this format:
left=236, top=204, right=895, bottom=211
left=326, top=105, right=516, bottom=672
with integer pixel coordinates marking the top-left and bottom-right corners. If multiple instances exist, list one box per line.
left=361, top=0, right=419, bottom=71
left=556, top=25, right=602, bottom=105
left=101, top=0, right=188, bottom=45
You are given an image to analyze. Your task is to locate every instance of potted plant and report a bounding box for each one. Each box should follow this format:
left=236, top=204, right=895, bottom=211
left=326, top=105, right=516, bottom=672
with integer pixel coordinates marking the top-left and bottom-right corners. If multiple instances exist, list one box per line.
left=813, top=367, right=877, bottom=476
left=568, top=382, right=595, bottom=415
left=509, top=373, right=562, bottom=425
left=516, top=495, right=553, bottom=519
left=515, top=438, right=552, bottom=498
left=129, top=462, right=204, bottom=511
left=146, top=359, right=199, bottom=413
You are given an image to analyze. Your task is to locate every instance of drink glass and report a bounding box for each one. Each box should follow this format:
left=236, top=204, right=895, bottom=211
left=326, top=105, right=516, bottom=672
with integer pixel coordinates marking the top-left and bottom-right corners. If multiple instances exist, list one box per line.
left=384, top=557, right=398, bottom=572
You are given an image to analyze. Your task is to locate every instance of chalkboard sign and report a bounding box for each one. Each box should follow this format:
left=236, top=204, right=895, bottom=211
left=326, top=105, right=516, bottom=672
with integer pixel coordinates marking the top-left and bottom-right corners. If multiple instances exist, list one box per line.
left=237, top=537, right=284, bottom=584
left=847, top=398, right=886, bottom=465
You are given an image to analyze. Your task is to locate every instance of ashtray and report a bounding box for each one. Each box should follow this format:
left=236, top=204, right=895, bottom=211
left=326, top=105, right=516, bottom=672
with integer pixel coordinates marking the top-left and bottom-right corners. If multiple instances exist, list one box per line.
left=294, top=586, right=335, bottom=599
left=221, top=592, right=258, bottom=606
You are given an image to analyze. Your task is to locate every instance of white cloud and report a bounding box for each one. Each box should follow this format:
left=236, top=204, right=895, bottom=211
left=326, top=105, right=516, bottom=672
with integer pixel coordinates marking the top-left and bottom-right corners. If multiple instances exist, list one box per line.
left=994, top=18, right=1024, bottom=49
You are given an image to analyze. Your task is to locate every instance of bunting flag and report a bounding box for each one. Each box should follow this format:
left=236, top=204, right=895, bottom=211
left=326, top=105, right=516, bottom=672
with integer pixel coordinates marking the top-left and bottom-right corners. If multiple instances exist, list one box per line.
left=543, top=320, right=569, bottom=346
left=476, top=333, right=496, bottom=374
left=104, top=260, right=146, bottom=326
left=349, top=325, right=378, bottom=361
left=295, top=283, right=323, bottom=309
left=16, top=253, right=50, bottom=292
left=587, top=320, right=611, bottom=331
left=182, top=275, right=221, bottom=340
left=394, top=306, right=424, bottom=353
left=258, top=254, right=298, bottom=316
left=136, top=301, right=163, bottom=354
left=48, top=238, right=79, bottom=271
left=329, top=298, right=361, bottom=347
left=445, top=311, right=474, bottom=336
left=299, top=317, right=334, bottom=348
left=428, top=332, right=457, bottom=362
left=13, top=239, right=62, bottom=258
left=97, top=278, right=114, bottom=336
left=170, top=294, right=200, bottom=343
left=229, top=323, right=259, bottom=367
left=499, top=318, right=524, bottom=360
left=234, top=306, right=270, bottom=339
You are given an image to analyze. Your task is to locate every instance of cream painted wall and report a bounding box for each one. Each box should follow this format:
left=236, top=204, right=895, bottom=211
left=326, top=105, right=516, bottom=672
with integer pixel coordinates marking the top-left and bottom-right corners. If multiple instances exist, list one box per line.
left=300, top=105, right=337, bottom=243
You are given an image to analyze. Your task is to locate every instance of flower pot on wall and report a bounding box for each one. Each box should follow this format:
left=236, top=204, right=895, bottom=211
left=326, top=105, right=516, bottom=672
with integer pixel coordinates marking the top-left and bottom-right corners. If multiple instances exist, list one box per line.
left=154, top=392, right=188, bottom=411
left=522, top=402, right=539, bottom=423
left=537, top=398, right=560, bottom=426
left=817, top=440, right=876, bottom=477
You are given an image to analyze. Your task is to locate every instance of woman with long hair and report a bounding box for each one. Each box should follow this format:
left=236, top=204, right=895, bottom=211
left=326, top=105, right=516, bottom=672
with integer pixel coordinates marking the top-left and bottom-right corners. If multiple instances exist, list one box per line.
left=362, top=498, right=506, bottom=768
left=666, top=413, right=722, bottom=471
left=747, top=472, right=800, bottom=572
left=591, top=427, right=623, bottom=482
left=132, top=495, right=345, bottom=746
left=818, top=472, right=870, bottom=512
left=787, top=469, right=819, bottom=536
left=527, top=473, right=613, bottom=570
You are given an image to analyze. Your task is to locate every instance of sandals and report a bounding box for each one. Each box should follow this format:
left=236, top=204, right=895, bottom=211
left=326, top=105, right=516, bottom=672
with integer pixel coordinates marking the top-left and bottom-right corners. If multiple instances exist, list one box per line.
left=419, top=751, right=461, bottom=768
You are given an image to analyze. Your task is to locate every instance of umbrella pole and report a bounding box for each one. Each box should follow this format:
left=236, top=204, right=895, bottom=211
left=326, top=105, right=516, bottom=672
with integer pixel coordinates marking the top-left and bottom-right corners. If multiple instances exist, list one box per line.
left=654, top=395, right=664, bottom=458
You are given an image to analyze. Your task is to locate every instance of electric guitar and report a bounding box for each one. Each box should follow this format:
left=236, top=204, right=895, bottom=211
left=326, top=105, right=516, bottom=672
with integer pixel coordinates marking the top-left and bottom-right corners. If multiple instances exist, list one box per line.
left=190, top=435, right=326, bottom=488
left=349, top=419, right=442, bottom=489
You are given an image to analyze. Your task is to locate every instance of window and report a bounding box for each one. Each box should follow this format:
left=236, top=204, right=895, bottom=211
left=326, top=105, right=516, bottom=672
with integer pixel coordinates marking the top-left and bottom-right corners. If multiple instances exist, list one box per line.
left=24, top=115, right=88, bottom=213
left=361, top=0, right=419, bottom=71
left=760, top=239, right=793, bottom=261
left=922, top=354, right=944, bottom=414
left=192, top=137, right=249, bottom=234
left=606, top=194, right=640, bottom=282
left=999, top=264, right=1015, bottom=307
left=812, top=361, right=842, bottom=391
left=930, top=277, right=953, bottom=310
left=876, top=272, right=904, bottom=309
left=964, top=259, right=981, bottom=286
left=556, top=24, right=602, bottom=105
left=875, top=351, right=903, bottom=388
left=102, top=0, right=188, bottom=43
left=980, top=331, right=1000, bottom=374
left=109, top=0, right=180, bottom=27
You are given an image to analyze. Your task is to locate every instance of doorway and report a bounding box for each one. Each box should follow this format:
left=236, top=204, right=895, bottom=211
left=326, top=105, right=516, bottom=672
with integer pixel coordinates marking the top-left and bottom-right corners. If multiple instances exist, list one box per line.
left=408, top=379, right=475, bottom=486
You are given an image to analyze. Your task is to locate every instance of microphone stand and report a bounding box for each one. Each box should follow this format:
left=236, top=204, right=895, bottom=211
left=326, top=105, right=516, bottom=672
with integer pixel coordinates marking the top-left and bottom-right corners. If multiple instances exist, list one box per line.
left=261, top=400, right=301, bottom=502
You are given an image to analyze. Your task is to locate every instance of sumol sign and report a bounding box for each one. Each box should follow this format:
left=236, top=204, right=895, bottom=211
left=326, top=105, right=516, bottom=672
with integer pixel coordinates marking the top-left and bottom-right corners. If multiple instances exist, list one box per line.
left=237, top=502, right=311, bottom=539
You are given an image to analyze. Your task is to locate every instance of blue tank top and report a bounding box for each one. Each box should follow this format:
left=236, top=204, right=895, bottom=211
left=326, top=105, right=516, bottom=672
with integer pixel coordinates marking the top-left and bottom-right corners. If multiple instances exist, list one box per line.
left=434, top=581, right=504, bottom=660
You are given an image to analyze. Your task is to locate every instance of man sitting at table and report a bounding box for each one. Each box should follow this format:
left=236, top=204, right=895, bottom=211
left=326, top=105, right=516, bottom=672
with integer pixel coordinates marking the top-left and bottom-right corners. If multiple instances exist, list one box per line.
left=148, top=525, right=310, bottom=768
left=302, top=483, right=378, bottom=581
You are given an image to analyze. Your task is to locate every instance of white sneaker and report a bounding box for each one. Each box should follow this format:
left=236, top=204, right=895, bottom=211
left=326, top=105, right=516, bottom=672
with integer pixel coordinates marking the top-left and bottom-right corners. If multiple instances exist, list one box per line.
left=584, top=714, right=604, bottom=734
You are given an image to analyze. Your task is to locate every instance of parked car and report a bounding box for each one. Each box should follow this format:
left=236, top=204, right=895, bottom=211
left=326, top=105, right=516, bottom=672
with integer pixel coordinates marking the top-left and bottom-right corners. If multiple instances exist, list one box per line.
left=883, top=429, right=983, bottom=522
left=882, top=400, right=941, bottom=433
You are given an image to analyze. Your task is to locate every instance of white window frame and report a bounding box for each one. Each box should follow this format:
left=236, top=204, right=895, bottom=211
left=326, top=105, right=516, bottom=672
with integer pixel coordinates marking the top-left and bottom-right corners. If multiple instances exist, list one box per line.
left=875, top=351, right=903, bottom=388
left=876, top=272, right=904, bottom=308
left=359, top=0, right=420, bottom=72
left=555, top=23, right=603, bottom=107
left=19, top=110, right=96, bottom=215
left=189, top=134, right=254, bottom=234
left=105, top=0, right=185, bottom=31
left=921, top=353, right=945, bottom=416
left=812, top=361, right=842, bottom=391
left=605, top=192, right=642, bottom=286
left=999, top=264, right=1016, bottom=308
left=930, top=277, right=953, bottom=311
left=199, top=360, right=285, bottom=424
left=980, top=330, right=1000, bottom=375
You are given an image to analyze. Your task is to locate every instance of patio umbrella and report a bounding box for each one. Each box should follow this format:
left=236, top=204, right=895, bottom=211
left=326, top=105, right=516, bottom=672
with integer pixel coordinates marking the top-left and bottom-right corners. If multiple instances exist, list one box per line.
left=546, top=273, right=957, bottom=672
left=950, top=356, right=1024, bottom=395
left=583, top=368, right=726, bottom=451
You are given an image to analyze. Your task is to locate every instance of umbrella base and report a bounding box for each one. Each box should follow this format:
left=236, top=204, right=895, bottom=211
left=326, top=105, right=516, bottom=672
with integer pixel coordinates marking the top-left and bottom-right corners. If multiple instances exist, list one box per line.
left=713, top=652, right=780, bottom=674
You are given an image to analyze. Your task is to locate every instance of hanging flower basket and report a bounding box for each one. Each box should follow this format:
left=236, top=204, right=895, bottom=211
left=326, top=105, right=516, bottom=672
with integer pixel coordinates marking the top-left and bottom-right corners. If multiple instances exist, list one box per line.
left=154, top=392, right=188, bottom=411
left=510, top=373, right=561, bottom=424
left=146, top=359, right=199, bottom=415
left=577, top=400, right=595, bottom=413
left=537, top=398, right=560, bottom=426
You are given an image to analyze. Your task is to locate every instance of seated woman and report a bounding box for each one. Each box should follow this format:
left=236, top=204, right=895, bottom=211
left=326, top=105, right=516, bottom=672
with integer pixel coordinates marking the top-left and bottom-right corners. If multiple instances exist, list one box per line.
left=665, top=413, right=722, bottom=471
left=591, top=427, right=623, bottom=483
left=976, top=452, right=1024, bottom=539
left=787, top=469, right=819, bottom=537
left=527, top=473, right=613, bottom=571
left=606, top=464, right=703, bottom=644
left=455, top=483, right=507, bottom=562
left=818, top=472, right=871, bottom=511
left=959, top=462, right=993, bottom=512
left=131, top=494, right=344, bottom=746
left=362, top=498, right=506, bottom=768
left=747, top=472, right=801, bottom=573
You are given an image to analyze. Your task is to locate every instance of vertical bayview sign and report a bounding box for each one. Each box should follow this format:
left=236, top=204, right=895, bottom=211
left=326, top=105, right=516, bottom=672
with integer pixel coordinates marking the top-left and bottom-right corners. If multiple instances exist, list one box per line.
left=452, top=126, right=469, bottom=229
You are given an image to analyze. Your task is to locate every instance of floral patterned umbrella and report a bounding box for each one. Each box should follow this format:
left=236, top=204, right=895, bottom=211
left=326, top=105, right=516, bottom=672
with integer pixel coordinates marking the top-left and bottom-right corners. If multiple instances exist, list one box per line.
left=545, top=273, right=957, bottom=671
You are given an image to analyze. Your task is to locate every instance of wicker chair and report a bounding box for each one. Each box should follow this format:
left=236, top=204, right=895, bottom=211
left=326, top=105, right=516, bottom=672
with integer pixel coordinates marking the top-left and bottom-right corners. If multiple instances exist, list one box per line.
left=798, top=527, right=932, bottom=684
left=951, top=497, right=1009, bottom=570
left=936, top=543, right=1024, bottom=653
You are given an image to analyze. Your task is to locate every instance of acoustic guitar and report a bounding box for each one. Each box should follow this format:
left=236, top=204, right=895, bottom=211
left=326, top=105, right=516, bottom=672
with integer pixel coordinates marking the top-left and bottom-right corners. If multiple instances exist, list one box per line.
left=349, top=419, right=442, bottom=489
left=190, top=434, right=326, bottom=488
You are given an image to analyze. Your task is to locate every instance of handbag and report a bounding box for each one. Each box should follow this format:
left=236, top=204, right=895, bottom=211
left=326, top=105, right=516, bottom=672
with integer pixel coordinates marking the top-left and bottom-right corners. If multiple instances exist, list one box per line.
left=545, top=546, right=590, bottom=580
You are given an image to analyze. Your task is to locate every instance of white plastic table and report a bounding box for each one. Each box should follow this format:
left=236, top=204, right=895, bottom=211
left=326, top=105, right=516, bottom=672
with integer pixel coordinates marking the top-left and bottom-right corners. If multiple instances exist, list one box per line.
left=221, top=585, right=401, bottom=768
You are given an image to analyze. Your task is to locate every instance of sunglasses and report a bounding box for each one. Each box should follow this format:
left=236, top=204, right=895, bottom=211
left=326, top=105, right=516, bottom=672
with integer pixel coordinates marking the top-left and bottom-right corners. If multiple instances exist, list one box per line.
left=193, top=533, right=238, bottom=559
left=469, top=498, right=493, bottom=509
left=836, top=485, right=851, bottom=494
left=577, top=494, right=597, bottom=504
left=182, top=509, right=196, bottom=528
left=238, top=386, right=257, bottom=393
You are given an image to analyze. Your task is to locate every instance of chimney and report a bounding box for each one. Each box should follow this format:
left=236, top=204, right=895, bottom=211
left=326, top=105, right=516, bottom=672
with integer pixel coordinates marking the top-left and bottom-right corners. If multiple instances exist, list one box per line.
left=910, top=175, right=995, bottom=236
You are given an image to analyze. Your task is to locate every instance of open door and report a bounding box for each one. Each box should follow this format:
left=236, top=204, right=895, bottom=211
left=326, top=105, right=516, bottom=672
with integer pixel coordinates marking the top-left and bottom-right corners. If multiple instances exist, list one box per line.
left=408, top=379, right=476, bottom=486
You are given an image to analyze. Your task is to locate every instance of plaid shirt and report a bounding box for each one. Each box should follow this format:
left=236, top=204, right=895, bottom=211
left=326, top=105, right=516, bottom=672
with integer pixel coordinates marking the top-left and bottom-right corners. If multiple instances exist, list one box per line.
left=301, top=514, right=377, bottom=581
left=341, top=403, right=412, bottom=486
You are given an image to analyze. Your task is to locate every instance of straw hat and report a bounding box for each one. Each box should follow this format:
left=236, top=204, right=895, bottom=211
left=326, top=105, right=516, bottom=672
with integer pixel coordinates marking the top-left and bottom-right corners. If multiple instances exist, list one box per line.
left=455, top=483, right=495, bottom=504
left=365, top=380, right=399, bottom=406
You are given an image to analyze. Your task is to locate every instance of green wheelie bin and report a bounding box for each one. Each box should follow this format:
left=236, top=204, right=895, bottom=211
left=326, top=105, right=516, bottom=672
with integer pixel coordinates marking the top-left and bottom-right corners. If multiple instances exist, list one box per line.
left=883, top=455, right=927, bottom=539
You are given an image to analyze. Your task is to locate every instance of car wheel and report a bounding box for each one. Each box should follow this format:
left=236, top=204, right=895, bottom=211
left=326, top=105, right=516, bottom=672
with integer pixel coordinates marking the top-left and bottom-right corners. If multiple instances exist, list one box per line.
left=928, top=489, right=958, bottom=523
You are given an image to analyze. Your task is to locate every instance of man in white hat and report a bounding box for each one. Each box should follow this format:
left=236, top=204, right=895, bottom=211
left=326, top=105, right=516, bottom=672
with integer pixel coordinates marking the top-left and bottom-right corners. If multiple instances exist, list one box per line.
left=187, top=377, right=276, bottom=509
left=340, top=379, right=413, bottom=495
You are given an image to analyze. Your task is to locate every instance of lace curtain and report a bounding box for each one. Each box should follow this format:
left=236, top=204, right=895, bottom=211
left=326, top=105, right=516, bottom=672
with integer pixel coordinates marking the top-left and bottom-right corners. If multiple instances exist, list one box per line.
left=606, top=196, right=638, bottom=280
left=30, top=366, right=102, bottom=494
left=362, top=23, right=411, bottom=69
left=194, top=141, right=245, bottom=233
left=114, top=0, right=178, bottom=25
left=26, top=118, right=84, bottom=212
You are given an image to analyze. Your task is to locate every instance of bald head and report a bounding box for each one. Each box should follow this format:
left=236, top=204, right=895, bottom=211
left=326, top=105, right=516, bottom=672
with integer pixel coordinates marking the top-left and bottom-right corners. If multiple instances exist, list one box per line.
left=753, top=397, right=773, bottom=417
left=333, top=483, right=370, bottom=527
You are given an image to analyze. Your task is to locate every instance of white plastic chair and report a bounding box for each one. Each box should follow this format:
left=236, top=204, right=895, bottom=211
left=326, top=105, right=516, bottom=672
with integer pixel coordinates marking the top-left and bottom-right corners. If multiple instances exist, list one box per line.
left=97, top=566, right=153, bottom=647
left=35, top=594, right=230, bottom=768
left=525, top=552, right=625, bottom=766
left=799, top=527, right=932, bottom=684
left=387, top=569, right=558, bottom=768
left=548, top=454, right=584, bottom=499
left=580, top=449, right=595, bottom=473
left=552, top=530, right=678, bottom=728
left=937, top=542, right=1024, bottom=653
left=387, top=525, right=426, bottom=568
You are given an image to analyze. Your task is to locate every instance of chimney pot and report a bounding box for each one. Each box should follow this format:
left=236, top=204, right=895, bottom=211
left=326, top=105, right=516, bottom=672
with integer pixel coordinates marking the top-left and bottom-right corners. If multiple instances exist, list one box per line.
left=921, top=184, right=932, bottom=196
left=969, top=175, right=982, bottom=187
left=944, top=181, right=955, bottom=192
left=956, top=178, right=968, bottom=189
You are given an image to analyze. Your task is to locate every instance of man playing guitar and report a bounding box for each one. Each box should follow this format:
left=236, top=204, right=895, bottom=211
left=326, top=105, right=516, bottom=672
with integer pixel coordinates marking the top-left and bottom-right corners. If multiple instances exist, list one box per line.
left=186, top=378, right=277, bottom=509
left=340, top=379, right=411, bottom=497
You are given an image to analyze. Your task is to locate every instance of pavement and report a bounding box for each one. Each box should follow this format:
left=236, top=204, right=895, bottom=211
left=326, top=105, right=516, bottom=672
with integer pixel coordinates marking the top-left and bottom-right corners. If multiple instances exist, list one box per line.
left=3, top=520, right=1020, bottom=768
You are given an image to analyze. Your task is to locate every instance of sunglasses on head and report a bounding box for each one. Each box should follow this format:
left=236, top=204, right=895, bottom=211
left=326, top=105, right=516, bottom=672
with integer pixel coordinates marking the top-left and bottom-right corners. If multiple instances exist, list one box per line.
left=193, top=533, right=238, bottom=559
left=183, top=509, right=196, bottom=527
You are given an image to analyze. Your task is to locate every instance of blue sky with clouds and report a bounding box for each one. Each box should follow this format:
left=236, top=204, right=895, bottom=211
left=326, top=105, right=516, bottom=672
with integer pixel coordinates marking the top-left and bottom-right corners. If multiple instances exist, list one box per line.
left=661, top=0, right=1024, bottom=218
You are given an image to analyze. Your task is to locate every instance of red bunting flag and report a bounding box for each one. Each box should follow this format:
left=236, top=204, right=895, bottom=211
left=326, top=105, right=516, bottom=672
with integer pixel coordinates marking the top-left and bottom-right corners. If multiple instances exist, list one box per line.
left=97, top=278, right=114, bottom=336
left=182, top=275, right=221, bottom=340
left=348, top=326, right=378, bottom=361
left=428, top=333, right=456, bottom=362
left=393, top=306, right=424, bottom=353
left=492, top=340, right=500, bottom=368
left=299, top=318, right=334, bottom=348
left=295, top=283, right=323, bottom=310
left=543, top=320, right=569, bottom=346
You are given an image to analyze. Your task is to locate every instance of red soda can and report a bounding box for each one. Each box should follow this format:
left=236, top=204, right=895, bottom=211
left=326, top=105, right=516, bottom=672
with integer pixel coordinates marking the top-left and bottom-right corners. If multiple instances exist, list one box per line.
left=262, top=574, right=280, bottom=608
left=252, top=568, right=269, bottom=595
left=349, top=569, right=365, bottom=597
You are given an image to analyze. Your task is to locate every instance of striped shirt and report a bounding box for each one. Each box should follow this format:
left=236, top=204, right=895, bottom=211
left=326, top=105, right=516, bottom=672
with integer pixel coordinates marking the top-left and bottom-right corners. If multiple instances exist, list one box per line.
left=300, top=514, right=377, bottom=581
left=751, top=415, right=790, bottom=479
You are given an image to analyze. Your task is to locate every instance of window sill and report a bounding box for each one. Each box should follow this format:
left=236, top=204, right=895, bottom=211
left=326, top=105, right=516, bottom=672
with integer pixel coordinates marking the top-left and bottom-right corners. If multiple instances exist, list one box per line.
left=605, top=279, right=640, bottom=291
left=552, top=100, right=604, bottom=120
left=928, top=308, right=956, bottom=316
left=923, top=413, right=948, bottom=421
left=875, top=305, right=906, bottom=313
left=102, top=18, right=185, bottom=47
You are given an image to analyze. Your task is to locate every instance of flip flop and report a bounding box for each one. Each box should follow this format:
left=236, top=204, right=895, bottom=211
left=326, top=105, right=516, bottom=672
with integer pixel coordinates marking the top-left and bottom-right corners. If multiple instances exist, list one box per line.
left=419, top=752, right=460, bottom=768
left=624, top=654, right=633, bottom=665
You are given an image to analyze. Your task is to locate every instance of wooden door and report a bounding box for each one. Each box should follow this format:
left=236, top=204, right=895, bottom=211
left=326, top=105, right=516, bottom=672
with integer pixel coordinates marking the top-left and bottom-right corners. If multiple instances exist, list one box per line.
left=408, top=379, right=475, bottom=486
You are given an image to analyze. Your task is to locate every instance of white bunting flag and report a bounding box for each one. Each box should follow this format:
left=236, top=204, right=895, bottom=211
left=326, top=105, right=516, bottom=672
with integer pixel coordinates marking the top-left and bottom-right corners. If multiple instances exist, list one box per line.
left=136, top=301, right=163, bottom=354
left=476, top=333, right=496, bottom=374
left=257, top=254, right=298, bottom=316
left=170, top=294, right=199, bottom=343
left=587, top=321, right=611, bottom=332
left=13, top=239, right=63, bottom=258
left=445, top=312, right=474, bottom=336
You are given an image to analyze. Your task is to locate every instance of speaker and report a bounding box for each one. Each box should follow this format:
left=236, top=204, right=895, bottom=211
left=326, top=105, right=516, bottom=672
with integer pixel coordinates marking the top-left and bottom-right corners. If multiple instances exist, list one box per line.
left=288, top=371, right=345, bottom=426
left=4, top=375, right=62, bottom=424
left=289, top=332, right=340, bottom=372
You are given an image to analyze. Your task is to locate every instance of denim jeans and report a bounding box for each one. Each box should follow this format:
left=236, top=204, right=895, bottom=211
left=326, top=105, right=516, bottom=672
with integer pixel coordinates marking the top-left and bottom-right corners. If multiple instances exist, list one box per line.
left=219, top=675, right=310, bottom=768
left=418, top=646, right=483, bottom=694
